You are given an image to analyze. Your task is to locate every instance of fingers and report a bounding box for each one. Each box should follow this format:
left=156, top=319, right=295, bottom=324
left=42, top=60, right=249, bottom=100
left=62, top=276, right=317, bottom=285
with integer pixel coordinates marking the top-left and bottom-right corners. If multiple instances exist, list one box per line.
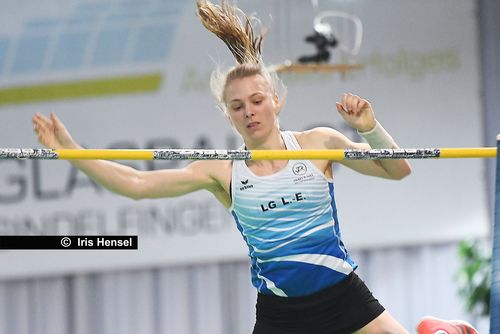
left=50, top=112, right=64, bottom=129
left=33, top=123, right=48, bottom=146
left=32, top=112, right=64, bottom=132
left=32, top=114, right=44, bottom=132
left=33, top=113, right=51, bottom=127
left=335, top=102, right=353, bottom=119
left=32, top=113, right=55, bottom=147
left=341, top=93, right=358, bottom=113
left=32, top=113, right=51, bottom=135
left=335, top=102, right=346, bottom=114
left=340, top=93, right=369, bottom=115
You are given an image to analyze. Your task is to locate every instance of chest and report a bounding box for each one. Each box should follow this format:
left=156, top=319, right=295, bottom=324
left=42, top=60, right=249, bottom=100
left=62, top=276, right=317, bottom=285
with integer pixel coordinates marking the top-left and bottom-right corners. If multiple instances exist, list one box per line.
left=245, top=159, right=331, bottom=179
left=212, top=159, right=332, bottom=209
left=233, top=160, right=328, bottom=209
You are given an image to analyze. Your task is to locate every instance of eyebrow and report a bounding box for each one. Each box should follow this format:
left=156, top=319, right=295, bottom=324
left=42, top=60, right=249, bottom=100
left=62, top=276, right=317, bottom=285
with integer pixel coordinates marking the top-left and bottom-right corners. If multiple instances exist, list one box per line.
left=229, top=92, right=264, bottom=103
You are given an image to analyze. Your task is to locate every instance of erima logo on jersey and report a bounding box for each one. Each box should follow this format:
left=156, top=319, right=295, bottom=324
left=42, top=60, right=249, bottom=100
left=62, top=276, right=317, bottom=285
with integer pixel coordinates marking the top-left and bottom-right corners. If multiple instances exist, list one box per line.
left=240, top=180, right=254, bottom=191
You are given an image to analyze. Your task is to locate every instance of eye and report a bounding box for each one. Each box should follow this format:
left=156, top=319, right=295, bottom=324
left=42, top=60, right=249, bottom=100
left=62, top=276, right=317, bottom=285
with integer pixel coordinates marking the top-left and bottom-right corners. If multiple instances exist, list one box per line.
left=232, top=105, right=242, bottom=111
left=254, top=100, right=262, bottom=105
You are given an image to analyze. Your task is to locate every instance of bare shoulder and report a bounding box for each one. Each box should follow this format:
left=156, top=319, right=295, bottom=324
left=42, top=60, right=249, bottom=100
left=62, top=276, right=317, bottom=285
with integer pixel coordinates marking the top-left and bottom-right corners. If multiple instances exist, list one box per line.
left=292, top=127, right=348, bottom=150
left=190, top=159, right=231, bottom=180
left=191, top=159, right=232, bottom=191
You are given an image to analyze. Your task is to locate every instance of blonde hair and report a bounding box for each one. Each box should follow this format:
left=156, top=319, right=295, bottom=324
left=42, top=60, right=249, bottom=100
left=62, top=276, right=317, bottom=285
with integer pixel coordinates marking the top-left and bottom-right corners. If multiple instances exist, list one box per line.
left=196, top=0, right=286, bottom=115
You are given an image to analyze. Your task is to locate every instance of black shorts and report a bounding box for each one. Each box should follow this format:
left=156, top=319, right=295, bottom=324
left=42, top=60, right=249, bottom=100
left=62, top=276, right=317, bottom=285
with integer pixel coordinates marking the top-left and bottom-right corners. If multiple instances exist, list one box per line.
left=253, top=272, right=385, bottom=334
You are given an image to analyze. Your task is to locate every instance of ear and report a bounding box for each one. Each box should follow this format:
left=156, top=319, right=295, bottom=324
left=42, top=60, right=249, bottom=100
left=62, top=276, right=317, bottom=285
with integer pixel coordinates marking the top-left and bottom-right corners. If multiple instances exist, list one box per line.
left=273, top=93, right=279, bottom=105
left=273, top=94, right=281, bottom=115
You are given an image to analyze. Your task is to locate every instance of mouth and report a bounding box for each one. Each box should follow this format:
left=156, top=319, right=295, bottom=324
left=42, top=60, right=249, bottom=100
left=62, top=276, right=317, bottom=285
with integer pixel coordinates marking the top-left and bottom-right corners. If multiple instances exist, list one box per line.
left=247, top=122, right=260, bottom=129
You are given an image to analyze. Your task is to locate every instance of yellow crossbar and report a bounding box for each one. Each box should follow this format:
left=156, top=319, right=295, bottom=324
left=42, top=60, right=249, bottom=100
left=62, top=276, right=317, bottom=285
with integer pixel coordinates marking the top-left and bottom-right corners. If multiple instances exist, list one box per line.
left=439, top=148, right=497, bottom=159
left=58, top=149, right=154, bottom=160
left=0, top=148, right=496, bottom=160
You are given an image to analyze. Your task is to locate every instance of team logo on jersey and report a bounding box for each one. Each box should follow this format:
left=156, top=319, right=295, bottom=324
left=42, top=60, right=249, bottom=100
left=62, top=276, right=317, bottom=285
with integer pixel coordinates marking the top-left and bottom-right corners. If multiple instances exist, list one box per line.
left=260, top=192, right=305, bottom=212
left=240, top=179, right=254, bottom=190
left=292, top=162, right=307, bottom=175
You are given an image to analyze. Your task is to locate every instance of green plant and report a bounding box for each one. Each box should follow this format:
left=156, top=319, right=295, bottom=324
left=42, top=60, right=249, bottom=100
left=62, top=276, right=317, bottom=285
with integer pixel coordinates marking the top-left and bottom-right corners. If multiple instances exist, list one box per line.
left=456, top=240, right=491, bottom=316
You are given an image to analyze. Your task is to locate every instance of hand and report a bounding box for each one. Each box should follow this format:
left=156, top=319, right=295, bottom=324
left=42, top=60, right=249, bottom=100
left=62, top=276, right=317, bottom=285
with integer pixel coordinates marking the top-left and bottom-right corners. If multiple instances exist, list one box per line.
left=335, top=93, right=376, bottom=132
left=32, top=113, right=77, bottom=149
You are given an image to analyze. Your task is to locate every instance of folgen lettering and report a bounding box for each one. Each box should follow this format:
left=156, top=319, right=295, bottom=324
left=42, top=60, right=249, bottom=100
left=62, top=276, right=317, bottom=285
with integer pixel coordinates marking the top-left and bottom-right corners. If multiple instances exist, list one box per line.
left=260, top=193, right=305, bottom=212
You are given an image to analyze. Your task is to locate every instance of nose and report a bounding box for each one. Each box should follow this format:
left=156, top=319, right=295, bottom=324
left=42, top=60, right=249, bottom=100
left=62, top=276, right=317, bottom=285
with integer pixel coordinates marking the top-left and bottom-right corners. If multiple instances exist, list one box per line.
left=244, top=105, right=255, bottom=118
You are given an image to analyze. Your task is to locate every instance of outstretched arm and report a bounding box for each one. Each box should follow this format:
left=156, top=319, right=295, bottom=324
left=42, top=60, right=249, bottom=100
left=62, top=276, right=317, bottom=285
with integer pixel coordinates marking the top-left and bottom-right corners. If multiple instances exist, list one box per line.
left=32, top=113, right=220, bottom=199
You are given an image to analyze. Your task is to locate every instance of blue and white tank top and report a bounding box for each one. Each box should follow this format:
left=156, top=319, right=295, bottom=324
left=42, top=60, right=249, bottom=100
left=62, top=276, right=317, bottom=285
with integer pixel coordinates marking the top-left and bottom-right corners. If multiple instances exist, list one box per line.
left=229, top=131, right=357, bottom=297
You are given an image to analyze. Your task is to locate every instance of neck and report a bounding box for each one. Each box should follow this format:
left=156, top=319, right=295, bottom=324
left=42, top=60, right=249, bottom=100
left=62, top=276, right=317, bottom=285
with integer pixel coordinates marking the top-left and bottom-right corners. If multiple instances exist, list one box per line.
left=244, top=128, right=285, bottom=151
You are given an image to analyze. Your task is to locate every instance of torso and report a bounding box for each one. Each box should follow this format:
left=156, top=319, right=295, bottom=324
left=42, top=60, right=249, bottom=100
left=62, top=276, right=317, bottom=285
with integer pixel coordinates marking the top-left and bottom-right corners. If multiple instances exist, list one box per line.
left=226, top=130, right=356, bottom=296
left=207, top=131, right=333, bottom=209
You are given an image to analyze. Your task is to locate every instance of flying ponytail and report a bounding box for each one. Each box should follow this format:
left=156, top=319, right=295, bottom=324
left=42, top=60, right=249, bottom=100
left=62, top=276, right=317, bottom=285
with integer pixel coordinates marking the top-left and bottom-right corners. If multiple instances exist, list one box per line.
left=196, top=0, right=287, bottom=116
left=196, top=0, right=265, bottom=65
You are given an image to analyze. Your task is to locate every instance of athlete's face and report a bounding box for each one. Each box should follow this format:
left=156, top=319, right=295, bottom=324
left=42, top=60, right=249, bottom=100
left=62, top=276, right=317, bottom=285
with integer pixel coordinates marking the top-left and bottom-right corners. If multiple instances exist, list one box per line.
left=224, top=74, right=280, bottom=141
